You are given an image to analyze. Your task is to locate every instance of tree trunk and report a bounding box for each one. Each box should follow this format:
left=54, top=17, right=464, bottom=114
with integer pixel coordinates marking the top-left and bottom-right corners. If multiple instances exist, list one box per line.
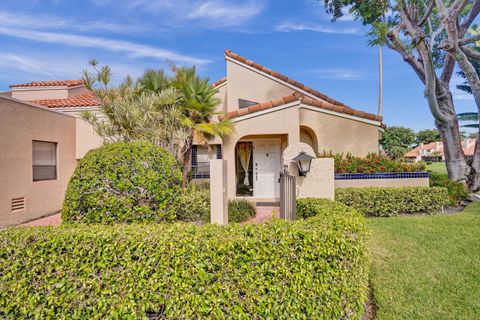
left=180, top=134, right=194, bottom=188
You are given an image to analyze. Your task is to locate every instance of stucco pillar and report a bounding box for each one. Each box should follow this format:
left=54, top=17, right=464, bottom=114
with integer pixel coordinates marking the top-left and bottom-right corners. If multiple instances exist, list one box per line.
left=210, top=159, right=228, bottom=225
left=291, top=158, right=334, bottom=200
left=283, top=142, right=334, bottom=200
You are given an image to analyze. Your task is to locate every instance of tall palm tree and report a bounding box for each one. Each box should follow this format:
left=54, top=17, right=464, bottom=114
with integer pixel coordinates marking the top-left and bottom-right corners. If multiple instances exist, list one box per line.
left=377, top=45, right=383, bottom=116
left=457, top=112, right=479, bottom=129
left=171, top=66, right=234, bottom=186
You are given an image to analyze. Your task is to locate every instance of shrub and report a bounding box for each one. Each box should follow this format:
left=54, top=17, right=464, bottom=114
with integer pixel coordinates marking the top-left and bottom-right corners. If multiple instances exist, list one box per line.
left=176, top=184, right=210, bottom=223
left=335, top=187, right=449, bottom=217
left=62, top=141, right=182, bottom=224
left=319, top=151, right=426, bottom=173
left=429, top=173, right=469, bottom=205
left=0, top=213, right=368, bottom=319
left=296, top=198, right=357, bottom=219
left=228, top=199, right=256, bottom=223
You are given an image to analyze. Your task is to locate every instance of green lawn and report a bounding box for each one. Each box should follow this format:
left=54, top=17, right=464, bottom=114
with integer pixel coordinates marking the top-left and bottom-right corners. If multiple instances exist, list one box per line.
left=368, top=202, right=480, bottom=319
left=426, top=161, right=447, bottom=176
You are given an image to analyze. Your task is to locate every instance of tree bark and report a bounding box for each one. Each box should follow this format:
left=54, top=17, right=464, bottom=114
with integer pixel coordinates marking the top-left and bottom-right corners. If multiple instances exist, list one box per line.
left=180, top=134, right=194, bottom=188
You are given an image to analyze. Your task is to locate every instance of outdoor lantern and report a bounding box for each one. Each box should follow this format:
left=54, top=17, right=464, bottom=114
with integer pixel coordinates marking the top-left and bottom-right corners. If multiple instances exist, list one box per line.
left=292, top=151, right=315, bottom=176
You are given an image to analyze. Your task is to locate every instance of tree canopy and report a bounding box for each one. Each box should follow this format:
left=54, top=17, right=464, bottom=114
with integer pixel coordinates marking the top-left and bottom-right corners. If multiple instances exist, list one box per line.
left=380, top=126, right=416, bottom=159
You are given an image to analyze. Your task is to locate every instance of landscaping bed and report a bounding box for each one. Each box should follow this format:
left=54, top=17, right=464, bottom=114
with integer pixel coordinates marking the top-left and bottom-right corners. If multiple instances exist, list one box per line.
left=0, top=202, right=368, bottom=319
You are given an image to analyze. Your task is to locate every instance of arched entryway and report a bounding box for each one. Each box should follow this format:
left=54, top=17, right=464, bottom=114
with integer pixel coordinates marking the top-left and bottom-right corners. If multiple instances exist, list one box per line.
left=299, top=125, right=318, bottom=154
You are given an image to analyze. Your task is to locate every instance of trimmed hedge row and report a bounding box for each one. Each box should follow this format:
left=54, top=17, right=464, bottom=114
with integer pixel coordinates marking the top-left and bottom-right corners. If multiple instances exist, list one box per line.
left=335, top=187, right=449, bottom=217
left=62, top=141, right=182, bottom=224
left=0, top=210, right=368, bottom=319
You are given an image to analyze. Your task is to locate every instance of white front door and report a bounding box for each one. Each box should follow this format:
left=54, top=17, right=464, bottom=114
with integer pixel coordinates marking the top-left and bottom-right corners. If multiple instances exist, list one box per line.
left=253, top=140, right=281, bottom=198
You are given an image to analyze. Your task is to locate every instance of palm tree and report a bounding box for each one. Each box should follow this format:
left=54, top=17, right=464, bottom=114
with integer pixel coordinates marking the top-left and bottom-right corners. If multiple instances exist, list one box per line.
left=81, top=61, right=233, bottom=187
left=457, top=112, right=479, bottom=129
left=377, top=45, right=383, bottom=116
left=171, top=66, right=234, bottom=186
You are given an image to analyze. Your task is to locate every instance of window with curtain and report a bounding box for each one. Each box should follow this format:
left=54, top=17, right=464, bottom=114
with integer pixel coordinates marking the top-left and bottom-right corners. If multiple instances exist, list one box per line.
left=32, top=141, right=57, bottom=181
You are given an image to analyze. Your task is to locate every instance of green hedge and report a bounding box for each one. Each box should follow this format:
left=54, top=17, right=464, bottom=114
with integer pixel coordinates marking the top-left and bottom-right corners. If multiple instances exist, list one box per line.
left=335, top=187, right=449, bottom=217
left=228, top=199, right=256, bottom=223
left=429, top=173, right=469, bottom=205
left=296, top=198, right=357, bottom=219
left=62, top=141, right=182, bottom=224
left=176, top=184, right=210, bottom=223
left=0, top=213, right=368, bottom=319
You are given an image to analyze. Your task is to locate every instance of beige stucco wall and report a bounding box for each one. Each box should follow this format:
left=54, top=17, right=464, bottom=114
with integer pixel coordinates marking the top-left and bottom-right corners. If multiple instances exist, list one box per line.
left=225, top=59, right=293, bottom=112
left=335, top=177, right=429, bottom=188
left=11, top=87, right=70, bottom=100
left=61, top=110, right=103, bottom=159
left=222, top=105, right=300, bottom=200
left=214, top=84, right=228, bottom=113
left=299, top=107, right=380, bottom=156
left=0, top=97, right=77, bottom=227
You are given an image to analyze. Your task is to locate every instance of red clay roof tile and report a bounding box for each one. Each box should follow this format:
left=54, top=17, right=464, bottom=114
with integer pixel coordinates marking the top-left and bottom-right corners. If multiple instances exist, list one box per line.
left=11, top=80, right=84, bottom=88
left=29, top=91, right=99, bottom=108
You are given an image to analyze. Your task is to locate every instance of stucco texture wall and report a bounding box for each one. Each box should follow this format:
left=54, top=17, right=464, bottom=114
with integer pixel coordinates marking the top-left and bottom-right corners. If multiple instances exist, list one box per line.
left=299, top=107, right=380, bottom=156
left=225, top=60, right=293, bottom=112
left=222, top=105, right=300, bottom=199
left=0, top=97, right=77, bottom=227
left=60, top=110, right=103, bottom=159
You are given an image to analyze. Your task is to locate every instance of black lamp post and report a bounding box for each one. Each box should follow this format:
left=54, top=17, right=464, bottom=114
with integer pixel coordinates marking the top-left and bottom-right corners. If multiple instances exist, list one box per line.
left=292, top=151, right=315, bottom=176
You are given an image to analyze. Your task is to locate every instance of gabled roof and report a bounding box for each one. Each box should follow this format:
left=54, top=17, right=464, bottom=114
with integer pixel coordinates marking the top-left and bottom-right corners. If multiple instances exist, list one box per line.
left=218, top=91, right=384, bottom=124
left=10, top=80, right=84, bottom=88
left=212, top=77, right=227, bottom=88
left=29, top=91, right=99, bottom=108
left=404, top=139, right=476, bottom=157
left=224, top=49, right=348, bottom=107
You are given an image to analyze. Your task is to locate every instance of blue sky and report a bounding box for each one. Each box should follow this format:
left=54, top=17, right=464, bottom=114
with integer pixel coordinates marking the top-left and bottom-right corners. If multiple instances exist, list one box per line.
left=0, top=0, right=476, bottom=131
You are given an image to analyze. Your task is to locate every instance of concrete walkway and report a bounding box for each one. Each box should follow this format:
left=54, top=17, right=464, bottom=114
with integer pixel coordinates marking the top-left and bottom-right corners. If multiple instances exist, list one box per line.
left=20, top=213, right=61, bottom=227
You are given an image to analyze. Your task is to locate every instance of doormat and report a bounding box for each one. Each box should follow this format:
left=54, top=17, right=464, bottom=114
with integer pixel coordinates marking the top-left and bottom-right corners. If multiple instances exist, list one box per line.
left=256, top=202, right=280, bottom=207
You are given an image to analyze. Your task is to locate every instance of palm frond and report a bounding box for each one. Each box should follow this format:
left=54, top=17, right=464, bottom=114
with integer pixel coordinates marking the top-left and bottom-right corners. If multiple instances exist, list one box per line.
left=461, top=123, right=480, bottom=128
left=457, top=112, right=479, bottom=121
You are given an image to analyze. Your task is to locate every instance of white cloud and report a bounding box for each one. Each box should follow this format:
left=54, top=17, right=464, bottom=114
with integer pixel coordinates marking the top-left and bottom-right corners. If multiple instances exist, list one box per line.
left=0, top=10, right=141, bottom=34
left=312, top=68, right=365, bottom=80
left=186, top=1, right=263, bottom=26
left=0, top=27, right=210, bottom=65
left=123, top=0, right=264, bottom=28
left=275, top=22, right=360, bottom=34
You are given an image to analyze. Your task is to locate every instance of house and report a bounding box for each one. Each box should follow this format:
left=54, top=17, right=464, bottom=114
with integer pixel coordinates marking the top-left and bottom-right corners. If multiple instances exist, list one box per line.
left=0, top=50, right=384, bottom=226
left=0, top=81, right=102, bottom=226
left=192, top=50, right=385, bottom=201
left=404, top=139, right=476, bottom=162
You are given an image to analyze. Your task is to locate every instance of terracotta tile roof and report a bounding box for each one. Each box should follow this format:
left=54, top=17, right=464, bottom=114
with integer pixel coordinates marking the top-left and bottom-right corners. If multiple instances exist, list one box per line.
left=10, top=80, right=84, bottom=88
left=404, top=139, right=476, bottom=158
left=225, top=49, right=349, bottom=107
left=218, top=91, right=383, bottom=123
left=212, top=77, right=227, bottom=88
left=29, top=91, right=99, bottom=108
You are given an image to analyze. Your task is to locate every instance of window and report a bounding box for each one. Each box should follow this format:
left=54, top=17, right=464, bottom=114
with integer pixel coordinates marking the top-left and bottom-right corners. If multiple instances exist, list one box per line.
left=191, top=145, right=221, bottom=178
left=238, top=98, right=258, bottom=109
left=33, top=141, right=57, bottom=181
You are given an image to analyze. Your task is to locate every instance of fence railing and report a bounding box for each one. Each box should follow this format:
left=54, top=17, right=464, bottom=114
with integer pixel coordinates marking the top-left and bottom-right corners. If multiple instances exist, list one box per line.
left=279, top=171, right=296, bottom=220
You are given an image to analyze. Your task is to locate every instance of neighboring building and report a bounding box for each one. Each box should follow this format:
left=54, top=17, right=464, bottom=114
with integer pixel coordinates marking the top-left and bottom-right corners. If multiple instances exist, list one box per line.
left=0, top=81, right=102, bottom=227
left=192, top=50, right=384, bottom=201
left=0, top=50, right=385, bottom=226
left=404, top=139, right=476, bottom=162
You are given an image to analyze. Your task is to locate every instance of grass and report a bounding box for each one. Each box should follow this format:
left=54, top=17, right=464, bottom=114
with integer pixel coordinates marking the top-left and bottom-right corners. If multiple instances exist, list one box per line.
left=368, top=202, right=480, bottom=319
left=426, top=161, right=447, bottom=176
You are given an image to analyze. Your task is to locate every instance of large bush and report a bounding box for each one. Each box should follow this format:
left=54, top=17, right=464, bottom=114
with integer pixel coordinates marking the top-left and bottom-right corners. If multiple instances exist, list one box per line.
left=335, top=187, right=449, bottom=217
left=176, top=184, right=210, bottom=223
left=319, top=152, right=425, bottom=173
left=0, top=213, right=368, bottom=319
left=62, top=141, right=182, bottom=224
left=429, top=173, right=469, bottom=205
left=228, top=199, right=256, bottom=223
